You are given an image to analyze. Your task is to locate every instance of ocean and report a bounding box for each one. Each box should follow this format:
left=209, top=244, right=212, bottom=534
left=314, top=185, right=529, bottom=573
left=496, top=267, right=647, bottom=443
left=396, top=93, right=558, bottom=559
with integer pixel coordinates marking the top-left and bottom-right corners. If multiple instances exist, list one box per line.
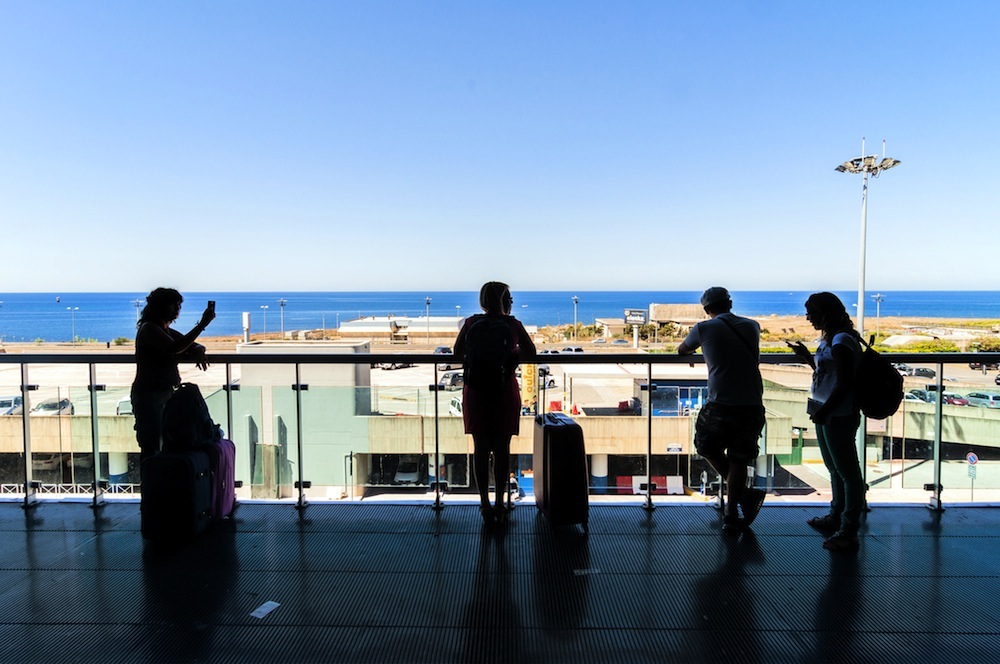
left=0, top=291, right=997, bottom=343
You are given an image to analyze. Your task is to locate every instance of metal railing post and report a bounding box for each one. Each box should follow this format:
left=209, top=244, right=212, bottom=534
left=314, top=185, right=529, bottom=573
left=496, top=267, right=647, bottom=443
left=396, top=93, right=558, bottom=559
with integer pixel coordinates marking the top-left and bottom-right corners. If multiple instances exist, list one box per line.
left=928, top=363, right=945, bottom=512
left=293, top=363, right=309, bottom=512
left=87, top=363, right=105, bottom=509
left=643, top=364, right=655, bottom=512
left=431, top=364, right=443, bottom=511
left=20, top=365, right=38, bottom=509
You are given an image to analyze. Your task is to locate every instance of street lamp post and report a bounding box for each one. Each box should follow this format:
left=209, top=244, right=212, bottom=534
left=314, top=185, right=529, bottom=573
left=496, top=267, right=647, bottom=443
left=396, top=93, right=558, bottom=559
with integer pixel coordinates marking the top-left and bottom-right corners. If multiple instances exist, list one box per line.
left=133, top=299, right=143, bottom=322
left=835, top=138, right=900, bottom=339
left=278, top=298, right=287, bottom=337
left=260, top=305, right=269, bottom=338
left=572, top=295, right=579, bottom=341
left=872, top=293, right=885, bottom=339
left=425, top=297, right=431, bottom=344
left=67, top=307, right=79, bottom=345
left=455, top=305, right=461, bottom=320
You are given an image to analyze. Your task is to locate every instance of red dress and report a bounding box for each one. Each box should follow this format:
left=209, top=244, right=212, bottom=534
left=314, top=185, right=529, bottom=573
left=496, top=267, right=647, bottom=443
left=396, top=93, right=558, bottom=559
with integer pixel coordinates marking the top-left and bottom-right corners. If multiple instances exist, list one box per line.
left=454, top=315, right=527, bottom=438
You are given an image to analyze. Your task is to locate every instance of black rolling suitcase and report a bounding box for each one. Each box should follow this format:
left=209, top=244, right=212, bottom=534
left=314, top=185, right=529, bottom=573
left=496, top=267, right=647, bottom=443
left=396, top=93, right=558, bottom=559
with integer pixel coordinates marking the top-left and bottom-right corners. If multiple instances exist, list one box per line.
left=534, top=412, right=589, bottom=530
left=141, top=449, right=212, bottom=543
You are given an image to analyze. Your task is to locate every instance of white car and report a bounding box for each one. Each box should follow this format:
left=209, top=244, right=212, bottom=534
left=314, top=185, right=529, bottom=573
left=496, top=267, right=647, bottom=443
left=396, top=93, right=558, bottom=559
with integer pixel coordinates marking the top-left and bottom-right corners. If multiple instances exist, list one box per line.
left=116, top=397, right=133, bottom=416
left=30, top=398, right=74, bottom=416
left=449, top=396, right=463, bottom=416
left=0, top=395, right=23, bottom=415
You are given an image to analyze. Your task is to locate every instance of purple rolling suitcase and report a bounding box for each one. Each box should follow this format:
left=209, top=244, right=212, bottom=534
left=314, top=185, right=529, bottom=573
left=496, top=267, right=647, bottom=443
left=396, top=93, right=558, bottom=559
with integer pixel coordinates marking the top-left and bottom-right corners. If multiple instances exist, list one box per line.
left=534, top=413, right=589, bottom=530
left=205, top=437, right=237, bottom=519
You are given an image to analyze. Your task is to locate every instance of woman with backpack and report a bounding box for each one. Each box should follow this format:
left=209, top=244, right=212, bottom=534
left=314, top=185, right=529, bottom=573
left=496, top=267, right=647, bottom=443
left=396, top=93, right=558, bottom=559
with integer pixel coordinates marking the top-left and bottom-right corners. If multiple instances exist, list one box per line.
left=788, top=292, right=864, bottom=551
left=453, top=282, right=536, bottom=525
left=131, top=288, right=215, bottom=463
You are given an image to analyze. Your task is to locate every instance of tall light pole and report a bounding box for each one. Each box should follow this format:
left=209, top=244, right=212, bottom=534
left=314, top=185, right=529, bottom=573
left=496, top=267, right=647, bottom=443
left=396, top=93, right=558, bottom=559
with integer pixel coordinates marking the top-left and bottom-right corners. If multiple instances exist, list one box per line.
left=425, top=297, right=431, bottom=344
left=871, top=293, right=885, bottom=339
left=455, top=305, right=461, bottom=320
left=835, top=138, right=900, bottom=338
left=572, top=295, right=579, bottom=341
left=278, top=298, right=287, bottom=337
left=67, top=307, right=79, bottom=345
left=260, top=305, right=268, bottom=338
left=133, top=299, right=143, bottom=322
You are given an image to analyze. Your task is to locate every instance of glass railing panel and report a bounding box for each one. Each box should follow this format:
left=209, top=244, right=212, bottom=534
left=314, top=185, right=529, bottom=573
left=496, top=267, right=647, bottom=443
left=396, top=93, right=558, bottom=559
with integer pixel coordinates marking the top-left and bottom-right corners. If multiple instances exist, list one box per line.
left=20, top=363, right=92, bottom=495
left=93, top=362, right=141, bottom=493
left=211, top=382, right=262, bottom=498
left=0, top=377, right=25, bottom=493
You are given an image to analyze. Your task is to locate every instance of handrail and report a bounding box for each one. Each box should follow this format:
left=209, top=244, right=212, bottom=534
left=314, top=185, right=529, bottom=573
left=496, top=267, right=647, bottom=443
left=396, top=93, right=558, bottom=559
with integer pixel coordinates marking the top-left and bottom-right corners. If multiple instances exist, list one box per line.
left=2, top=351, right=998, bottom=366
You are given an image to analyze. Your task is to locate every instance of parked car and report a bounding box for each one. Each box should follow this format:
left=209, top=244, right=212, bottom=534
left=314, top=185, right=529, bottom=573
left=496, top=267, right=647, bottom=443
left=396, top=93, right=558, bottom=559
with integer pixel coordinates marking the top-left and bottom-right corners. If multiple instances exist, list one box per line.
left=561, top=347, right=584, bottom=353
left=393, top=455, right=421, bottom=484
left=995, top=373, right=1000, bottom=386
left=448, top=396, right=463, bottom=417
left=30, top=398, right=74, bottom=416
left=0, top=395, right=23, bottom=415
left=903, top=392, right=924, bottom=402
left=611, top=339, right=629, bottom=346
left=116, top=397, right=133, bottom=416
left=942, top=393, right=969, bottom=406
left=438, top=370, right=464, bottom=391
left=539, top=349, right=560, bottom=355
left=967, top=392, right=1000, bottom=408
left=434, top=346, right=458, bottom=371
left=910, top=367, right=936, bottom=378
left=591, top=338, right=607, bottom=344
left=969, top=361, right=1000, bottom=370
left=893, top=363, right=910, bottom=374
left=379, top=362, right=414, bottom=370
left=908, top=389, right=934, bottom=403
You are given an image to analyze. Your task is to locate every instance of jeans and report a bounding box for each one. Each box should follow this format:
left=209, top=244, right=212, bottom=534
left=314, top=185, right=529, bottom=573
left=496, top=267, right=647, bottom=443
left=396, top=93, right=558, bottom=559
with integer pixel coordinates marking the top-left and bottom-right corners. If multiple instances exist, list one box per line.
left=815, top=413, right=864, bottom=532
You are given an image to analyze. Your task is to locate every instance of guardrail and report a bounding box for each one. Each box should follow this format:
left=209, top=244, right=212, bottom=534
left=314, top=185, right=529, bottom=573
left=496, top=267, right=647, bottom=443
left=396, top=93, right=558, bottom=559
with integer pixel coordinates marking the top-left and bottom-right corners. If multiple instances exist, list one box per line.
left=2, top=351, right=998, bottom=511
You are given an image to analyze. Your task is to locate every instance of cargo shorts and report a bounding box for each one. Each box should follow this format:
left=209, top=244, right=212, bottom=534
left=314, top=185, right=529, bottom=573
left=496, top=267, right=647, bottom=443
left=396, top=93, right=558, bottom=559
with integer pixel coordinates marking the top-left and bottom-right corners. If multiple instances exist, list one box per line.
left=694, top=401, right=766, bottom=463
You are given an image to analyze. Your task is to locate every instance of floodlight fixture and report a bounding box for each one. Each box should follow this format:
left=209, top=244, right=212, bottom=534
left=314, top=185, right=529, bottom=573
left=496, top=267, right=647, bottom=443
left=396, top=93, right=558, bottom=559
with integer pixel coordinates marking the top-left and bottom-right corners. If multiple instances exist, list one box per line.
left=835, top=138, right=900, bottom=340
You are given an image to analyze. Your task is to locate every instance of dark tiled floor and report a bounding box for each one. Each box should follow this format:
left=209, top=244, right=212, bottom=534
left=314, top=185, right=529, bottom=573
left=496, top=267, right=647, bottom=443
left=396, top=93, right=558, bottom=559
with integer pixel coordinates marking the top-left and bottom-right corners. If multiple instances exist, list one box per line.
left=1, top=500, right=998, bottom=663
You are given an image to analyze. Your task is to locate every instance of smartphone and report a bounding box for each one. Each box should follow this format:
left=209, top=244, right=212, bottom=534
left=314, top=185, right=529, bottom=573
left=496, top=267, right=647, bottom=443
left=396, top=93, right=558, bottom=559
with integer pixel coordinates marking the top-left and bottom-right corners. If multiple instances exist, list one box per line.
left=208, top=300, right=216, bottom=311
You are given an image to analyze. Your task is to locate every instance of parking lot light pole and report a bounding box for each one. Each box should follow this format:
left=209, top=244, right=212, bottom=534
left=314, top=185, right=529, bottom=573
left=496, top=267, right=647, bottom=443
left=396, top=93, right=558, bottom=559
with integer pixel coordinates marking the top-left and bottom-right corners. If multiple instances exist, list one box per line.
left=872, top=293, right=885, bottom=339
left=425, top=297, right=431, bottom=343
left=278, top=298, right=287, bottom=336
left=572, top=295, right=579, bottom=341
left=835, top=138, right=900, bottom=339
left=836, top=139, right=899, bottom=484
left=260, top=305, right=268, bottom=338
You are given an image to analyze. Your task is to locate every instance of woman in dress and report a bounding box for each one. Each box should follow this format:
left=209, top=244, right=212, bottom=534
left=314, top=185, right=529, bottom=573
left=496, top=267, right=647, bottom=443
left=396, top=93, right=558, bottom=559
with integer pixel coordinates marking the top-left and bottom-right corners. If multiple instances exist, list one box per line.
left=131, top=288, right=215, bottom=463
left=788, top=292, right=864, bottom=550
left=453, top=282, right=535, bottom=524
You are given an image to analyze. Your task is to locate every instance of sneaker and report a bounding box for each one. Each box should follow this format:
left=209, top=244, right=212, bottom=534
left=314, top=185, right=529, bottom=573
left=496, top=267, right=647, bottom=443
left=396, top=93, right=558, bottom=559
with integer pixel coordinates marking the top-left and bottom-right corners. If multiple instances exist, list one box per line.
left=722, top=514, right=744, bottom=534
left=741, top=488, right=766, bottom=527
left=822, top=530, right=859, bottom=551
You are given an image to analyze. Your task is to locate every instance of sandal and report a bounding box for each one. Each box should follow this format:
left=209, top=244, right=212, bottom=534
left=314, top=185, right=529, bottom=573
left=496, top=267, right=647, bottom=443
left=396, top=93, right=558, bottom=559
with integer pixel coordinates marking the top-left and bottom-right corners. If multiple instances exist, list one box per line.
left=822, top=530, right=859, bottom=551
left=807, top=513, right=840, bottom=532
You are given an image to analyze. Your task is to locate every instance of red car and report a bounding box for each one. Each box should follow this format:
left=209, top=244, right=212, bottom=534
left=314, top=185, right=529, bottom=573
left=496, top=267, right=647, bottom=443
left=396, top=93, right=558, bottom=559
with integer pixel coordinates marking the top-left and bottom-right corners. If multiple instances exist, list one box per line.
left=942, top=393, right=969, bottom=406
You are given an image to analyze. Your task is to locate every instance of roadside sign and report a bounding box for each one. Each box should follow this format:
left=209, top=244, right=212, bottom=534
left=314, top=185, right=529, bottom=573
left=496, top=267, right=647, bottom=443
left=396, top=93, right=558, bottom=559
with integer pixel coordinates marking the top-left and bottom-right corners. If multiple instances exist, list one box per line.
left=624, top=308, right=648, bottom=325
left=967, top=452, right=979, bottom=465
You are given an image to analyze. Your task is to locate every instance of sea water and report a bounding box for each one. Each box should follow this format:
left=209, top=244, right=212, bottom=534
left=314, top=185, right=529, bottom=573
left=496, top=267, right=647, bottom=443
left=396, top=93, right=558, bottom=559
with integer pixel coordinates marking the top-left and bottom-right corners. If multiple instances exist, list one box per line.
left=0, top=290, right=997, bottom=343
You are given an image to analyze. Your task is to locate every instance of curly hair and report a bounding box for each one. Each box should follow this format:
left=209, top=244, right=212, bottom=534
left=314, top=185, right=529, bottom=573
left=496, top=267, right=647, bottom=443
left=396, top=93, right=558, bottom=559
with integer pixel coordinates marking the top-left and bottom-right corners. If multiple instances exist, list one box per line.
left=805, top=292, right=855, bottom=343
left=138, top=287, right=183, bottom=327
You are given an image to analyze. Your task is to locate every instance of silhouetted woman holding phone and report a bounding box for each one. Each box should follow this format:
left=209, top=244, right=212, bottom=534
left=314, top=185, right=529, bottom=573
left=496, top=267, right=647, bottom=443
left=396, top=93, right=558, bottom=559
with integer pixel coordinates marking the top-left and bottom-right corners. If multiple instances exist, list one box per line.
left=788, top=292, right=864, bottom=551
left=453, top=282, right=535, bottom=525
left=131, top=288, right=215, bottom=463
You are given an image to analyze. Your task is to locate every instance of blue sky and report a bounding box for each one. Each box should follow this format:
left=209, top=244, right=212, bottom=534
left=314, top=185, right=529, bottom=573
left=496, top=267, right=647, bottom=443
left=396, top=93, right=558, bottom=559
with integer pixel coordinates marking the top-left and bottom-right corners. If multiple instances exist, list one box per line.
left=1, top=2, right=997, bottom=293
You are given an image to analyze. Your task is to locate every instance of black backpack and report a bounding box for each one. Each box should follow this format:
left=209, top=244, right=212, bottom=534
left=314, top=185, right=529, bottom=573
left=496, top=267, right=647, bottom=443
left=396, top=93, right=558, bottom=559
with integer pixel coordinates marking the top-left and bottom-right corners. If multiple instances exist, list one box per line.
left=462, top=315, right=515, bottom=392
left=855, top=335, right=904, bottom=420
left=161, top=383, right=221, bottom=451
